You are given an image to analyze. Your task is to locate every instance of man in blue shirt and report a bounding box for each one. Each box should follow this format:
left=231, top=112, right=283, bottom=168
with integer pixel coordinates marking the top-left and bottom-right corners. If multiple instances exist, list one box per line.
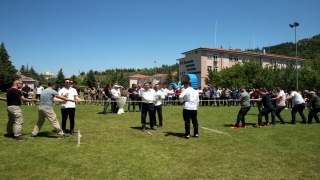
left=251, top=88, right=274, bottom=128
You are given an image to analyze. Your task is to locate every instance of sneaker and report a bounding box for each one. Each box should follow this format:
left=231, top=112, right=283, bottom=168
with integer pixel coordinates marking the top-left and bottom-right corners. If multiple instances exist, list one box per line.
left=182, top=135, right=190, bottom=139
left=270, top=123, right=276, bottom=126
left=14, top=136, right=27, bottom=141
left=157, top=125, right=162, bottom=128
left=253, top=124, right=262, bottom=128
left=58, top=134, right=69, bottom=138
left=230, top=126, right=239, bottom=129
left=141, top=127, right=146, bottom=132
left=266, top=123, right=270, bottom=126
left=151, top=127, right=157, bottom=130
left=193, top=134, right=199, bottom=138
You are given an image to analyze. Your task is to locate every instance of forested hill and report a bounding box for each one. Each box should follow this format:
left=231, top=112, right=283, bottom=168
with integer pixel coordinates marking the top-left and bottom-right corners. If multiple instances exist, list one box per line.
left=262, top=34, right=320, bottom=60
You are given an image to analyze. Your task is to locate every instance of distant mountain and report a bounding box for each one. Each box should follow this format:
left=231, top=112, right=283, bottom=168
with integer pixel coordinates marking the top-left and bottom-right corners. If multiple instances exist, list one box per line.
left=262, top=34, right=320, bottom=60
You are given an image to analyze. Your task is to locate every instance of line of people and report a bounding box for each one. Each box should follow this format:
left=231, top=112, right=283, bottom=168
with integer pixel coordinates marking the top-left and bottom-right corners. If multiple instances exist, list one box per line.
left=230, top=86, right=320, bottom=129
left=1, top=79, right=84, bottom=141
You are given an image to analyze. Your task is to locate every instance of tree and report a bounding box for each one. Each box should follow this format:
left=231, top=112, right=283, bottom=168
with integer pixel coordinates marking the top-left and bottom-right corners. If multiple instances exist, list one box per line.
left=56, top=70, right=65, bottom=88
left=83, top=70, right=96, bottom=87
left=164, top=70, right=174, bottom=86
left=0, top=42, right=19, bottom=91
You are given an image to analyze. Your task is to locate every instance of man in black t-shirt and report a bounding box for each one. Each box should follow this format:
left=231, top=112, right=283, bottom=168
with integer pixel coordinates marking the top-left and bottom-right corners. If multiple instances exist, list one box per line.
left=251, top=89, right=274, bottom=128
left=102, top=84, right=112, bottom=114
left=21, top=84, right=30, bottom=105
left=127, top=84, right=137, bottom=112
left=6, top=80, right=38, bottom=141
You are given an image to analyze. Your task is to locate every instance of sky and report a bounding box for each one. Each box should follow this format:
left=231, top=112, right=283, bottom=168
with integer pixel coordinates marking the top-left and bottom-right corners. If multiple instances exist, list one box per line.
left=1, top=0, right=319, bottom=77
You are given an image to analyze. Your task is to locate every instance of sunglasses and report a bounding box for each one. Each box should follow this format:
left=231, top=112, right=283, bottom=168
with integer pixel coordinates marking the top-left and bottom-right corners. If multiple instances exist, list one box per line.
left=65, top=82, right=71, bottom=84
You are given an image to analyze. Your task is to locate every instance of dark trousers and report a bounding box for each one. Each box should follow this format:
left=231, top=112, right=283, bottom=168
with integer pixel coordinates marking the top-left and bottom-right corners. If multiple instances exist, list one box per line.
left=308, top=108, right=320, bottom=123
left=183, top=109, right=198, bottom=136
left=235, top=106, right=251, bottom=126
left=111, top=98, right=118, bottom=113
left=215, top=98, right=220, bottom=107
left=271, top=106, right=286, bottom=124
left=258, top=108, right=273, bottom=125
left=154, top=105, right=163, bottom=126
left=223, top=97, right=230, bottom=106
left=203, top=97, right=209, bottom=106
left=127, top=97, right=136, bottom=111
left=291, top=103, right=307, bottom=124
left=141, top=103, right=155, bottom=128
left=61, top=108, right=75, bottom=130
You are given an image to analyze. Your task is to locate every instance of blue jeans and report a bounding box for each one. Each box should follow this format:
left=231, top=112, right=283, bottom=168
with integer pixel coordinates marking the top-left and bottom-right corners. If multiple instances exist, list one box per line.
left=103, top=99, right=110, bottom=114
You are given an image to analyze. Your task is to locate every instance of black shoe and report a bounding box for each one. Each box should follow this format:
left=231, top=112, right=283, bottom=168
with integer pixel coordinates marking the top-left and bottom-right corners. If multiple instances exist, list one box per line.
left=141, top=127, right=146, bottom=132
left=58, top=134, right=69, bottom=138
left=31, top=134, right=37, bottom=138
left=70, top=130, right=75, bottom=135
left=182, top=135, right=190, bottom=139
left=151, top=127, right=157, bottom=130
left=14, top=136, right=27, bottom=141
left=62, top=130, right=66, bottom=134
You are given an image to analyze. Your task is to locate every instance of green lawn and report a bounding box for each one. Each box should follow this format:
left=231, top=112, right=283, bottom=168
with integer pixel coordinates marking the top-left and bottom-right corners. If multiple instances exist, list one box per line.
left=0, top=97, right=319, bottom=179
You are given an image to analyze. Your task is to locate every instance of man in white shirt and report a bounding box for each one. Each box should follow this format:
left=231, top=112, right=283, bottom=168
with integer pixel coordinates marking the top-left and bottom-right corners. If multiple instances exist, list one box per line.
left=140, top=83, right=156, bottom=132
left=161, top=85, right=168, bottom=106
left=154, top=84, right=165, bottom=128
left=179, top=81, right=199, bottom=139
left=111, top=84, right=121, bottom=113
left=58, top=79, right=83, bottom=135
left=271, top=86, right=287, bottom=125
left=286, top=89, right=307, bottom=124
left=35, top=84, right=44, bottom=104
left=214, top=87, right=221, bottom=107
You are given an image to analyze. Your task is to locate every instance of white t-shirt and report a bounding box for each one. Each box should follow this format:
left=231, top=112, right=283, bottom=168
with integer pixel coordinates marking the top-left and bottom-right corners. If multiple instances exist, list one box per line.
left=154, top=90, right=165, bottom=106
left=277, top=90, right=286, bottom=106
left=58, top=87, right=78, bottom=108
left=291, top=91, right=305, bottom=105
left=36, top=86, right=44, bottom=95
left=111, top=88, right=121, bottom=98
left=179, top=87, right=199, bottom=110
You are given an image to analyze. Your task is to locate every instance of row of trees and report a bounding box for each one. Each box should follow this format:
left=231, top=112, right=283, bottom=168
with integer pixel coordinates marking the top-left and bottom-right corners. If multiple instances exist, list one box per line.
left=205, top=55, right=320, bottom=90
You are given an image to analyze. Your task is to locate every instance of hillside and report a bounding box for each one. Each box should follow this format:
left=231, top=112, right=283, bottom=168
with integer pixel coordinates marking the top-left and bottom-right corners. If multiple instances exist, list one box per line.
left=262, top=34, right=320, bottom=60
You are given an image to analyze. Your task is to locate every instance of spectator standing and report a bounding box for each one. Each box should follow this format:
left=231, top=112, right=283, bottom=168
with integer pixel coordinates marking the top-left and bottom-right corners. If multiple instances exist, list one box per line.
left=154, top=84, right=165, bottom=128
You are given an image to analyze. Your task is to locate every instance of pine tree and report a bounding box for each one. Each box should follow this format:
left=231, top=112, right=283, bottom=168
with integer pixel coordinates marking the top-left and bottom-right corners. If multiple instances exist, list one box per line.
left=0, top=42, right=19, bottom=90
left=83, top=70, right=96, bottom=87
left=56, top=70, right=65, bottom=87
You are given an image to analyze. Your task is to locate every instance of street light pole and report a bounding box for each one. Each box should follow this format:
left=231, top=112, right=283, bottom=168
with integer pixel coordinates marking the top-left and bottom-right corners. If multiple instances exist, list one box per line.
left=289, top=22, right=299, bottom=90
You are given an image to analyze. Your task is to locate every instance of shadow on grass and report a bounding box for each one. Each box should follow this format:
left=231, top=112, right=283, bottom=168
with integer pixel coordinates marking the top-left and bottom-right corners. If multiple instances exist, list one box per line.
left=31, top=132, right=60, bottom=138
left=223, top=123, right=257, bottom=127
left=164, top=132, right=184, bottom=137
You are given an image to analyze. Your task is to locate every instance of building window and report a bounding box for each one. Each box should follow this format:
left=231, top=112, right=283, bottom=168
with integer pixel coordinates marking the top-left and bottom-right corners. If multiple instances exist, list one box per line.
left=229, top=55, right=233, bottom=60
left=207, top=66, right=212, bottom=71
left=234, top=56, right=239, bottom=61
left=214, top=54, right=218, bottom=61
left=207, top=53, right=213, bottom=60
left=213, top=66, right=218, bottom=71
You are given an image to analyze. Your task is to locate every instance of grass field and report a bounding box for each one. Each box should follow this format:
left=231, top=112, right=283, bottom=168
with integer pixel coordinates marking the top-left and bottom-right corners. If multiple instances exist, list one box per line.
left=0, top=94, right=319, bottom=179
